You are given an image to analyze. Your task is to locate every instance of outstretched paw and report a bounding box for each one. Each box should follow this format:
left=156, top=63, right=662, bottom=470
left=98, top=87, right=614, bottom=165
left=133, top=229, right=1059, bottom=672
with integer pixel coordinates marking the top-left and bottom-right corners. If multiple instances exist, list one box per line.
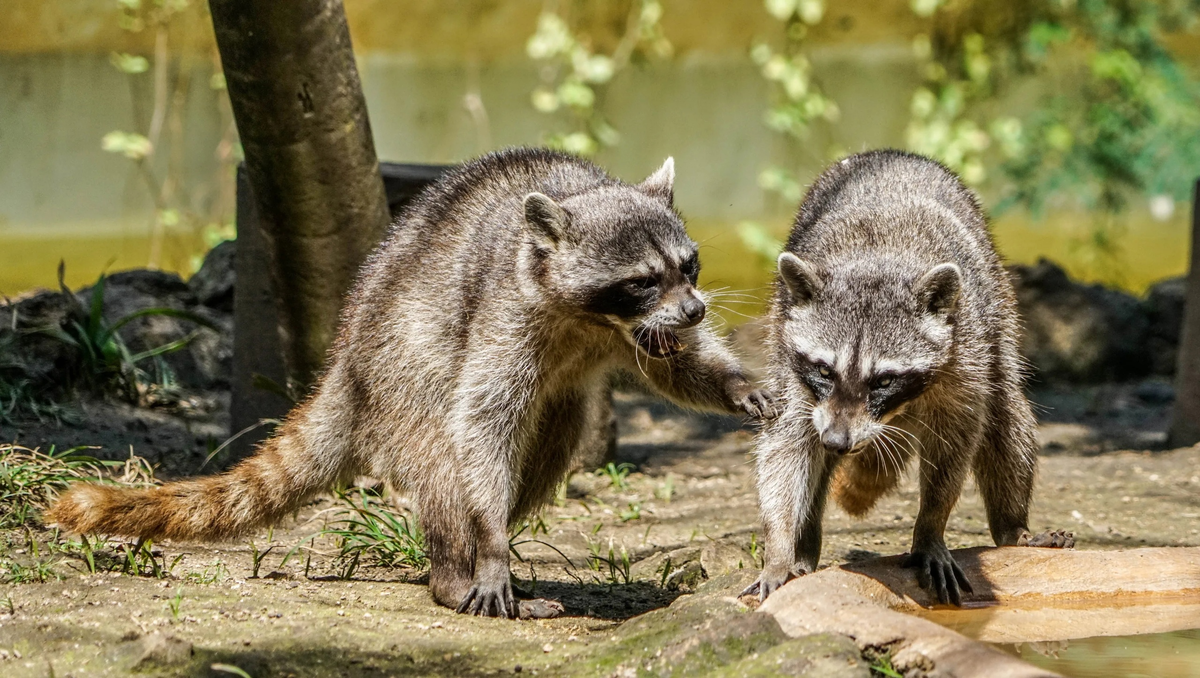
left=456, top=579, right=517, bottom=618
left=905, top=545, right=973, bottom=607
left=737, top=389, right=779, bottom=420
left=1018, top=529, right=1075, bottom=549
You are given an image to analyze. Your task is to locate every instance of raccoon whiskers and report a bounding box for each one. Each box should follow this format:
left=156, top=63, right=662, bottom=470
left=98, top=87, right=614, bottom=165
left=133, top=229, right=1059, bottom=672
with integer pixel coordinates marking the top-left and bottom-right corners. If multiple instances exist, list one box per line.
left=875, top=428, right=910, bottom=478
left=872, top=433, right=901, bottom=482
left=709, top=304, right=757, bottom=321
left=631, top=325, right=650, bottom=378
left=878, top=423, right=921, bottom=456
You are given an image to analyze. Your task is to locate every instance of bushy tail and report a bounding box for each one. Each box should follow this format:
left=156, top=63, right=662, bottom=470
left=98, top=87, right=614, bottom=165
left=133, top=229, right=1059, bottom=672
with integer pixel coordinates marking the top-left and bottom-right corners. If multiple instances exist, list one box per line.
left=46, top=421, right=343, bottom=541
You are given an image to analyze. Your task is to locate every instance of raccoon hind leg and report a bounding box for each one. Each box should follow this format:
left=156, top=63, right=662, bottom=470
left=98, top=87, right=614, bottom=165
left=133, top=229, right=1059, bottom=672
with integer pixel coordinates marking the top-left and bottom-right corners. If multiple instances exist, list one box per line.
left=833, top=442, right=911, bottom=517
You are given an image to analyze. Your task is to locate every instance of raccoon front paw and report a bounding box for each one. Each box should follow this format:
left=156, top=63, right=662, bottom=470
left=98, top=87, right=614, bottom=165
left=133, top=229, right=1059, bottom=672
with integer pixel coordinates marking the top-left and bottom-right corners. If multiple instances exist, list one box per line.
left=736, top=388, right=779, bottom=420
left=1017, top=529, right=1075, bottom=549
left=740, top=565, right=800, bottom=602
left=456, top=579, right=517, bottom=618
left=905, top=545, right=973, bottom=607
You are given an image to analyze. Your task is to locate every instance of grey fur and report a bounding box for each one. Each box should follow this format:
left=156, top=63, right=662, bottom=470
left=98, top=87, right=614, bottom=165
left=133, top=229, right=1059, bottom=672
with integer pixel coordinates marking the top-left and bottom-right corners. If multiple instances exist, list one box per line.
left=297, top=148, right=772, bottom=616
left=746, top=150, right=1043, bottom=606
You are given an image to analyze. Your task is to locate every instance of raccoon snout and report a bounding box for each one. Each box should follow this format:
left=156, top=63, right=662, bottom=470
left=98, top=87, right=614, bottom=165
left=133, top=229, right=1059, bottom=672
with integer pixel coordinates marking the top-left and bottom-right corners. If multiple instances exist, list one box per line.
left=820, top=427, right=856, bottom=455
left=678, top=296, right=705, bottom=327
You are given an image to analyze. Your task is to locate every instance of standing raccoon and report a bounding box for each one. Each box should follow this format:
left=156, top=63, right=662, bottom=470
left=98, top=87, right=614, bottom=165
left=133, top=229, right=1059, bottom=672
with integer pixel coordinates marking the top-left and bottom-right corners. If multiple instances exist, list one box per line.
left=745, top=150, right=1071, bottom=606
left=49, top=148, right=775, bottom=618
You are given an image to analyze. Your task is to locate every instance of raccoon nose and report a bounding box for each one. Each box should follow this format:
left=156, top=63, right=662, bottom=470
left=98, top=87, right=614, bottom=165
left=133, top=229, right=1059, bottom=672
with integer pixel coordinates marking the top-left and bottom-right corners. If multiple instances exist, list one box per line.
left=681, top=297, right=705, bottom=325
left=822, top=429, right=853, bottom=455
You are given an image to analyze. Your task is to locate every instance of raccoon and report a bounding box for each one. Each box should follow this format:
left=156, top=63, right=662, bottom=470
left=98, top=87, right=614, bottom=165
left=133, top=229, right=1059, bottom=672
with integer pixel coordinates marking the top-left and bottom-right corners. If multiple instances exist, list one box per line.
left=744, top=150, right=1072, bottom=606
left=48, top=148, right=775, bottom=618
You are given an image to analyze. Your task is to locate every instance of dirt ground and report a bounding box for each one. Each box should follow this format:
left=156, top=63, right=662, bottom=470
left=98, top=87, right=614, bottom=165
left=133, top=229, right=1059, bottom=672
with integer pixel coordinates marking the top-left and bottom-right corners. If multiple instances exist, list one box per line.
left=2, top=384, right=1198, bottom=677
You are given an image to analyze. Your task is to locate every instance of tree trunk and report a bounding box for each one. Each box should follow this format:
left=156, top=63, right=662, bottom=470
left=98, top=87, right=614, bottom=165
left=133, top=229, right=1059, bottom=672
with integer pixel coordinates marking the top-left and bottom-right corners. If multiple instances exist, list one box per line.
left=1169, top=179, right=1200, bottom=448
left=209, top=0, right=390, bottom=389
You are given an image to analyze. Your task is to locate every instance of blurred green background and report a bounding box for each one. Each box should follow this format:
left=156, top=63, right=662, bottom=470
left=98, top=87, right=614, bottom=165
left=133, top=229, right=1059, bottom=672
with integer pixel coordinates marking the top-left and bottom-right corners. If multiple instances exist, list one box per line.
left=3, top=0, right=1198, bottom=318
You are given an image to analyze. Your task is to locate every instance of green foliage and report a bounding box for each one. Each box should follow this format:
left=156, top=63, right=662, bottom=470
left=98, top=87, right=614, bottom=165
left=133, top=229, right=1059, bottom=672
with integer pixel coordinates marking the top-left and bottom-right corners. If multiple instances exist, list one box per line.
left=745, top=0, right=1200, bottom=264
left=107, top=0, right=238, bottom=273
left=618, top=501, right=643, bottom=522
left=184, top=560, right=227, bottom=585
left=508, top=516, right=576, bottom=568
left=0, top=444, right=133, bottom=529
left=598, top=461, right=635, bottom=491
left=167, top=588, right=184, bottom=621
left=288, top=489, right=427, bottom=580
left=36, top=265, right=217, bottom=405
left=3, top=557, right=61, bottom=585
left=750, top=0, right=841, bottom=203
left=585, top=536, right=632, bottom=587
left=654, top=473, right=675, bottom=502
left=736, top=222, right=786, bottom=271
left=100, top=131, right=153, bottom=160
left=866, top=647, right=904, bottom=677
left=247, top=540, right=276, bottom=579
left=0, top=368, right=75, bottom=427
left=211, top=664, right=254, bottom=678
left=910, top=0, right=1200, bottom=215
left=527, top=1, right=672, bottom=155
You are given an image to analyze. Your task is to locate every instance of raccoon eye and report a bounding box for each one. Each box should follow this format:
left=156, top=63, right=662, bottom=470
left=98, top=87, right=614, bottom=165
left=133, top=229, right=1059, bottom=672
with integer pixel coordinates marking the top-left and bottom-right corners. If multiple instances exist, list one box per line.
left=817, top=365, right=833, bottom=379
left=680, top=255, right=699, bottom=283
left=624, top=276, right=658, bottom=291
left=875, top=375, right=895, bottom=389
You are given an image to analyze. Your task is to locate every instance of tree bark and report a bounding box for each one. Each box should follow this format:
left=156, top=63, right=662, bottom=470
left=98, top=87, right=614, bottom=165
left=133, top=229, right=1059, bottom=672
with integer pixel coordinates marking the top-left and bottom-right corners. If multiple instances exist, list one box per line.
left=209, top=0, right=390, bottom=389
left=1169, top=179, right=1200, bottom=448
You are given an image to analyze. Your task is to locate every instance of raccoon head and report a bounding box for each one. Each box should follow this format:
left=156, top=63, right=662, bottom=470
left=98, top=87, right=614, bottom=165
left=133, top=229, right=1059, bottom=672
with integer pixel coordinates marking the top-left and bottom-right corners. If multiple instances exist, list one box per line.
left=521, top=158, right=706, bottom=359
left=775, top=252, right=962, bottom=455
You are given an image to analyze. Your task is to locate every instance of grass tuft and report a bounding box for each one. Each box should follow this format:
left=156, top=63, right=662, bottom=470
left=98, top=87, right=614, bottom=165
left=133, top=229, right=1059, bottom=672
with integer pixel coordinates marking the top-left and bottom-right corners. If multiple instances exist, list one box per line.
left=597, top=462, right=635, bottom=491
left=0, top=444, right=153, bottom=529
left=288, top=488, right=427, bottom=579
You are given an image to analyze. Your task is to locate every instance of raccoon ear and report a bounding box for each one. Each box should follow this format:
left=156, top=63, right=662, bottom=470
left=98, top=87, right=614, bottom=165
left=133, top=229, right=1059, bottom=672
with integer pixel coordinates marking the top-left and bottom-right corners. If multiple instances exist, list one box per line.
left=638, top=157, right=675, bottom=205
left=523, top=192, right=569, bottom=248
left=915, top=263, right=962, bottom=318
left=777, top=252, right=823, bottom=304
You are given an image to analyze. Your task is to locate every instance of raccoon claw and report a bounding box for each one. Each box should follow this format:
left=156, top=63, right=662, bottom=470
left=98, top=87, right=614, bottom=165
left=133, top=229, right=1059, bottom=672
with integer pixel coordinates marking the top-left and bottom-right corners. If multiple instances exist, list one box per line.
left=740, top=566, right=798, bottom=602
left=906, top=546, right=972, bottom=607
left=1017, top=529, right=1075, bottom=549
left=738, top=389, right=779, bottom=420
left=456, top=581, right=517, bottom=618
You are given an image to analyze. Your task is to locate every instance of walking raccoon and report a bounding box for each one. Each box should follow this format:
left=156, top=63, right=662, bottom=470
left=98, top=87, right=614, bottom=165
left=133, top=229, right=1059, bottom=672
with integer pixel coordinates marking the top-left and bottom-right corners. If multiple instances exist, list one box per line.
left=745, top=150, right=1071, bottom=606
left=49, top=148, right=775, bottom=618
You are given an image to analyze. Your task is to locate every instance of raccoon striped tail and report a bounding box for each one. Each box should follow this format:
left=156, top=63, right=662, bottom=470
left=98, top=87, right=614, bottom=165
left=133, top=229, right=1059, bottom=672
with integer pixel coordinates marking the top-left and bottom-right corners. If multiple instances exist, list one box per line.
left=46, top=422, right=337, bottom=541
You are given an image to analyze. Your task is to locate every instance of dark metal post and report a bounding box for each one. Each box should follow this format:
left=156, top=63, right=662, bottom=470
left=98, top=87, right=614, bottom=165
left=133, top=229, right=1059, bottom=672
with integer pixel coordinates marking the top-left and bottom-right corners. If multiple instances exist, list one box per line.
left=1169, top=179, right=1200, bottom=448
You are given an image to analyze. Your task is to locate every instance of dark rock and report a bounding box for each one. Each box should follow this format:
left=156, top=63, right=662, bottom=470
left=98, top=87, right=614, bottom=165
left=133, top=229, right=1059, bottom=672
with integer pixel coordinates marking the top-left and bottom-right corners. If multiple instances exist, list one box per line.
left=0, top=290, right=80, bottom=388
left=1145, top=276, right=1186, bottom=376
left=76, top=270, right=217, bottom=389
left=0, top=260, right=235, bottom=399
left=189, top=239, right=236, bottom=313
left=1010, top=259, right=1151, bottom=383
